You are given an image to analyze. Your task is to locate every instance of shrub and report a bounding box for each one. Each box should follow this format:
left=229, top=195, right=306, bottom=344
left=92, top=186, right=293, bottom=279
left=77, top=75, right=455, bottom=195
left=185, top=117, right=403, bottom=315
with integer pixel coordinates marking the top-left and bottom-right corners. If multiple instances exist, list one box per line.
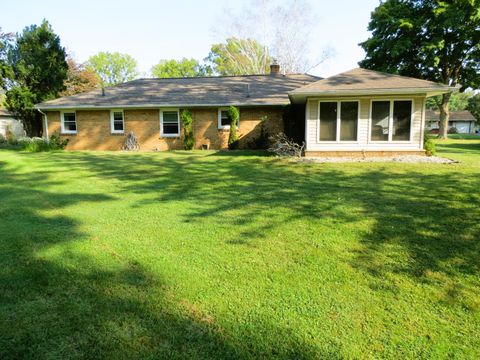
left=16, top=135, right=69, bottom=152
left=181, top=110, right=194, bottom=150
left=448, top=126, right=458, bottom=134
left=228, top=106, right=239, bottom=150
left=423, top=132, right=436, bottom=156
left=48, top=134, right=69, bottom=150
left=0, top=134, right=6, bottom=145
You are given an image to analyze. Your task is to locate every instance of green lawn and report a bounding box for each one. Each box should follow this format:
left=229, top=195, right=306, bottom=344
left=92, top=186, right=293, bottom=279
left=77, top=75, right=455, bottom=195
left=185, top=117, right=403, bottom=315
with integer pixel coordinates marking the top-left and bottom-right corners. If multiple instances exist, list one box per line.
left=0, top=140, right=479, bottom=359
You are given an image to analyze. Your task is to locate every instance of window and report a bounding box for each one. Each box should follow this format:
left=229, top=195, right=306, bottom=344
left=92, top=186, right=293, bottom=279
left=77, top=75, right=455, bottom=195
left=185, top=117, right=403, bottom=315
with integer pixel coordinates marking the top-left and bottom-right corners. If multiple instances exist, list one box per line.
left=218, top=108, right=239, bottom=129
left=318, top=101, right=358, bottom=142
left=370, top=100, right=412, bottom=142
left=61, top=111, right=77, bottom=134
left=371, top=101, right=390, bottom=141
left=110, top=110, right=124, bottom=133
left=160, top=109, right=180, bottom=137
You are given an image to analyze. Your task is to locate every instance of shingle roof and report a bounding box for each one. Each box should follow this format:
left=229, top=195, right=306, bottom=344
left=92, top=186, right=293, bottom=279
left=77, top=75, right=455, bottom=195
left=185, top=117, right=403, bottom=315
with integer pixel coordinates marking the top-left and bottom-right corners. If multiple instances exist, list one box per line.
left=290, top=68, right=454, bottom=96
left=35, top=74, right=320, bottom=109
left=425, top=110, right=477, bottom=122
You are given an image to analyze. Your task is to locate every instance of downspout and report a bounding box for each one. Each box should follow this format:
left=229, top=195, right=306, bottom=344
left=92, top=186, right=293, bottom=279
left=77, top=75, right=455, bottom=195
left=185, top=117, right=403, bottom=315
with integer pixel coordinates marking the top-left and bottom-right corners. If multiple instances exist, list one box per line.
left=37, top=108, right=49, bottom=140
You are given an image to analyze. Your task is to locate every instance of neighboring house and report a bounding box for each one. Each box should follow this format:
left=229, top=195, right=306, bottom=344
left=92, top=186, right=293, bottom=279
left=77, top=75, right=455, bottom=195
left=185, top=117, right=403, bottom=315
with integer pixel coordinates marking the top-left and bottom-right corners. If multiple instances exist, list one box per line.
left=0, top=109, right=25, bottom=138
left=35, top=66, right=454, bottom=155
left=425, top=110, right=477, bottom=134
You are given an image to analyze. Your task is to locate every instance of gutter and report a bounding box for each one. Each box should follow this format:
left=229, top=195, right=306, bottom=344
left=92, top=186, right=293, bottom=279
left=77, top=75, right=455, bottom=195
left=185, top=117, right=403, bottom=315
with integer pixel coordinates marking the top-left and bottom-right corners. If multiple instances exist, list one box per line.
left=34, top=103, right=290, bottom=111
left=289, top=87, right=455, bottom=98
left=37, top=109, right=49, bottom=139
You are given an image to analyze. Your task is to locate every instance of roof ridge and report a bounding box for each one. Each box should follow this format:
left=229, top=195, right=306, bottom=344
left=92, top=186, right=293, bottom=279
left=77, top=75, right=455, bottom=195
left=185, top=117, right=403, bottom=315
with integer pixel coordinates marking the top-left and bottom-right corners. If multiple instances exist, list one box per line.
left=133, top=73, right=319, bottom=81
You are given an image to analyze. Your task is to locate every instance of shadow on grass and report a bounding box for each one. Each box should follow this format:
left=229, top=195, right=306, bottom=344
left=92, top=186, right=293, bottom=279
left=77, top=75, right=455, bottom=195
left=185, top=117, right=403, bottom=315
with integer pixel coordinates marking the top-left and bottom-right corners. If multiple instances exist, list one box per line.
left=0, top=156, right=338, bottom=359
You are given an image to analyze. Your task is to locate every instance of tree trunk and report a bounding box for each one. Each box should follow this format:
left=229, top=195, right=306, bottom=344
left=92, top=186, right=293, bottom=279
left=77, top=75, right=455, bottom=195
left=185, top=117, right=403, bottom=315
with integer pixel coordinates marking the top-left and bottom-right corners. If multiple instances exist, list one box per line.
left=438, top=93, right=451, bottom=139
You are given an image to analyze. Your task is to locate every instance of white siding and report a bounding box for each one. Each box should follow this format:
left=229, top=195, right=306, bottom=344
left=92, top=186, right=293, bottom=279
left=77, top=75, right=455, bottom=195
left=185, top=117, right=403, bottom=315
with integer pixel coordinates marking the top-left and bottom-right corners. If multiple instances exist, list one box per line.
left=305, top=95, right=425, bottom=151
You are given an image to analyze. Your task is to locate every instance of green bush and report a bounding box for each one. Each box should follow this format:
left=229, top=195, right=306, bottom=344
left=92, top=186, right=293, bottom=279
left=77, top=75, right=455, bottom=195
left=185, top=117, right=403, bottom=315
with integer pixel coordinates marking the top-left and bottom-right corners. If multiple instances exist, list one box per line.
left=181, top=110, right=195, bottom=150
left=13, top=135, right=69, bottom=152
left=228, top=106, right=239, bottom=150
left=448, top=126, right=458, bottom=134
left=424, top=132, right=436, bottom=156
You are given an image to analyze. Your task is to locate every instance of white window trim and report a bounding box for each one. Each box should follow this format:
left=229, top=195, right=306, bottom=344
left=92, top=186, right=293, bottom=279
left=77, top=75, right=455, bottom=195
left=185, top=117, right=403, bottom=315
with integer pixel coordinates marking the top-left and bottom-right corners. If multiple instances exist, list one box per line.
left=317, top=100, right=360, bottom=143
left=218, top=107, right=240, bottom=130
left=61, top=110, right=77, bottom=134
left=368, top=99, right=414, bottom=143
left=110, top=109, right=124, bottom=134
left=160, top=108, right=180, bottom=138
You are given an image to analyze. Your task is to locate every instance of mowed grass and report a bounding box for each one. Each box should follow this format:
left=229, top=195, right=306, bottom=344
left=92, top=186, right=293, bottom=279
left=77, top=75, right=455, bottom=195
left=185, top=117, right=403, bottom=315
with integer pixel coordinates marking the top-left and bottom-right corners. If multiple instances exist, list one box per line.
left=0, top=140, right=479, bottom=359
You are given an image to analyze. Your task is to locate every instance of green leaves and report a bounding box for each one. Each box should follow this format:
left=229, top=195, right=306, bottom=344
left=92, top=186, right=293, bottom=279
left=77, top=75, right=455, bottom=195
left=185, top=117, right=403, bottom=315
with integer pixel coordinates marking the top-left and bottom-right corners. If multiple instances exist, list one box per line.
left=180, top=109, right=194, bottom=150
left=3, top=20, right=68, bottom=136
left=206, top=38, right=271, bottom=76
left=86, top=52, right=139, bottom=87
left=228, top=106, right=240, bottom=150
left=151, top=58, right=210, bottom=78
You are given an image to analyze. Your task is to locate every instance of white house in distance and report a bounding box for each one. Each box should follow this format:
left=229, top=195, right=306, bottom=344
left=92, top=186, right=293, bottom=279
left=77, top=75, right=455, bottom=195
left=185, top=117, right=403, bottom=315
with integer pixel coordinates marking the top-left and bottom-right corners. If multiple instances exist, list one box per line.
left=425, top=110, right=477, bottom=134
left=0, top=109, right=25, bottom=138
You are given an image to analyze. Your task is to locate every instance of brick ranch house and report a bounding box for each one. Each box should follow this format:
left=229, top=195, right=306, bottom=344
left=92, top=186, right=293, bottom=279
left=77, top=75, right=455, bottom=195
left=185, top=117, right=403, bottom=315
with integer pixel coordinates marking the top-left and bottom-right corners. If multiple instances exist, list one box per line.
left=35, top=65, right=454, bottom=156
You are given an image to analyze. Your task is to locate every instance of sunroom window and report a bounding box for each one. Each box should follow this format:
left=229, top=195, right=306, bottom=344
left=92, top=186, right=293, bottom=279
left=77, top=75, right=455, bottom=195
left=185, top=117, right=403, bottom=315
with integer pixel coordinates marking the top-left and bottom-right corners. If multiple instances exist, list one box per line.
left=319, top=101, right=358, bottom=142
left=371, top=100, right=412, bottom=141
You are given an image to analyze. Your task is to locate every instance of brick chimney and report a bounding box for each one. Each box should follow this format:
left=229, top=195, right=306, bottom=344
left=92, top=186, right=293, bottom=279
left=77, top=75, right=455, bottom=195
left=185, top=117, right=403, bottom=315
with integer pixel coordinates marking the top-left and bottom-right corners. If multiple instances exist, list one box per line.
left=270, top=60, right=280, bottom=75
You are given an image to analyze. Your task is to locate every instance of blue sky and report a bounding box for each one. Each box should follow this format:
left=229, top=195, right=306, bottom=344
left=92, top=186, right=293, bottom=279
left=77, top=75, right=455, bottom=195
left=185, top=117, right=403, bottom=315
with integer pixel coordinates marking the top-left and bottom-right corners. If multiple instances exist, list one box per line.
left=0, top=0, right=380, bottom=77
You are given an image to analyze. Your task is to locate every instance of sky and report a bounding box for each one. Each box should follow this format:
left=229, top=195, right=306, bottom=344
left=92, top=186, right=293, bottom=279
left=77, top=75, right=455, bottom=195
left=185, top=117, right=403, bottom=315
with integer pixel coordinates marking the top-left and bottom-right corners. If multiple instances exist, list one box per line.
left=0, top=0, right=380, bottom=78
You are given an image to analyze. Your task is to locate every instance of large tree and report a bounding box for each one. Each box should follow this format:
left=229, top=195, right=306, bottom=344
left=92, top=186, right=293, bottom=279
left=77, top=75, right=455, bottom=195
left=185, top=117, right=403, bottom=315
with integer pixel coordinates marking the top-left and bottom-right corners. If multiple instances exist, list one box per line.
left=87, top=52, right=138, bottom=87
left=359, top=0, right=480, bottom=139
left=3, top=20, right=68, bottom=136
left=427, top=91, right=474, bottom=112
left=467, top=93, right=480, bottom=123
left=60, top=57, right=99, bottom=96
left=151, top=58, right=210, bottom=78
left=0, top=28, right=13, bottom=90
left=206, top=37, right=271, bottom=76
left=213, top=0, right=331, bottom=73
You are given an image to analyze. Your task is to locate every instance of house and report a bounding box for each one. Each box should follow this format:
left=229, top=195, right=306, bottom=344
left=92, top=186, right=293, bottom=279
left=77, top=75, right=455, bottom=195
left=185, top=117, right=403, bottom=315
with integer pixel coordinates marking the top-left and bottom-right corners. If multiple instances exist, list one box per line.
left=425, top=110, right=477, bottom=134
left=289, top=68, right=453, bottom=156
left=35, top=66, right=455, bottom=155
left=0, top=109, right=25, bottom=138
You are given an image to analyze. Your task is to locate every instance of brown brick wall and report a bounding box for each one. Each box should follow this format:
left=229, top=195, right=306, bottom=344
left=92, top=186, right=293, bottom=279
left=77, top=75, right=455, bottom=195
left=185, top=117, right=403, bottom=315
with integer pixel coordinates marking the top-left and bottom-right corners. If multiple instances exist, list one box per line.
left=45, top=106, right=284, bottom=151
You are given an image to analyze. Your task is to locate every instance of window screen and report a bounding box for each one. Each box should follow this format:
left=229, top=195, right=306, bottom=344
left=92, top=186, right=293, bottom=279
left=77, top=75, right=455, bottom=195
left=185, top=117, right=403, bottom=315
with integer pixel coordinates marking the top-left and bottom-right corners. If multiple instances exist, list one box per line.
left=392, top=101, right=412, bottom=141
left=371, top=101, right=390, bottom=141
left=340, top=102, right=358, bottom=141
left=162, top=111, right=179, bottom=135
left=319, top=102, right=337, bottom=141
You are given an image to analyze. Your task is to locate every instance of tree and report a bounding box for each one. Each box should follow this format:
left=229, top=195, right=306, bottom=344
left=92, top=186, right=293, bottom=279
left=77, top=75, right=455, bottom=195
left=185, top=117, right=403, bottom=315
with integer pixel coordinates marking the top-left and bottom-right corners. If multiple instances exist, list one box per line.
left=359, top=0, right=480, bottom=139
left=4, top=20, right=68, bottom=136
left=87, top=52, right=138, bottom=87
left=213, top=0, right=331, bottom=73
left=0, top=28, right=13, bottom=90
left=60, top=57, right=99, bottom=96
left=151, top=58, right=210, bottom=78
left=206, top=37, right=271, bottom=76
left=467, top=93, right=480, bottom=122
left=427, top=91, right=473, bottom=111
